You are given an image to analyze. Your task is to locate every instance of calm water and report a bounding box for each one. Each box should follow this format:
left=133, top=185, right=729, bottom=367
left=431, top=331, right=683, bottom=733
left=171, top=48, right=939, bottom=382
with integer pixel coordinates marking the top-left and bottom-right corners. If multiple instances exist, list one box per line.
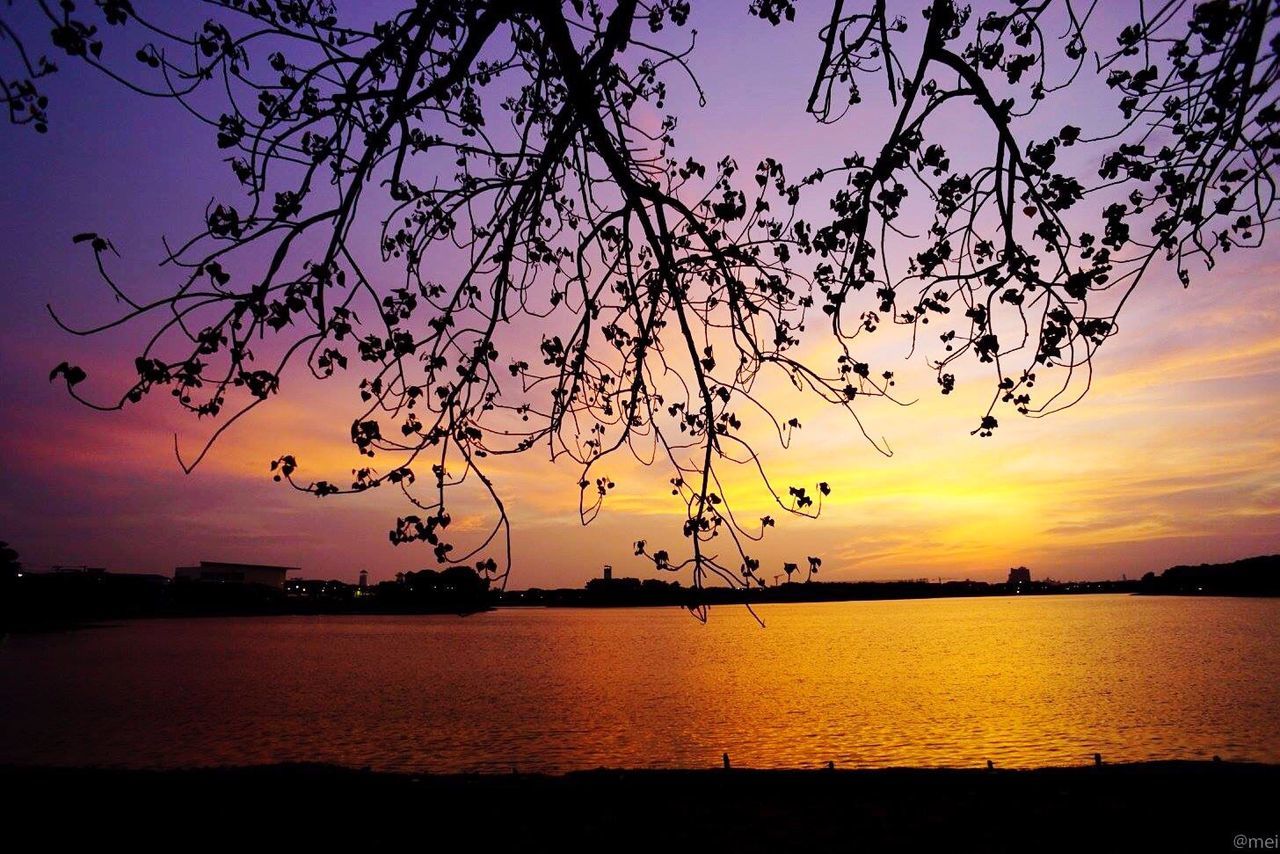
left=2, top=595, right=1278, bottom=772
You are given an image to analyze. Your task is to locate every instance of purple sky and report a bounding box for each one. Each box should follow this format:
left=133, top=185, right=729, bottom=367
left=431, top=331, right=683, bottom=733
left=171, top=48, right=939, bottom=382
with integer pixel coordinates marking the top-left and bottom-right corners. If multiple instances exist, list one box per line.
left=0, top=1, right=1276, bottom=586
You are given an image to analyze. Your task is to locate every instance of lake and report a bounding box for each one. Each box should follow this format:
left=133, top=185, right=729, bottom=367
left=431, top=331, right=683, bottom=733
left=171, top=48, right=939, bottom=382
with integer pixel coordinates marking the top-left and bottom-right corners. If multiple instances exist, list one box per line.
left=2, top=595, right=1277, bottom=772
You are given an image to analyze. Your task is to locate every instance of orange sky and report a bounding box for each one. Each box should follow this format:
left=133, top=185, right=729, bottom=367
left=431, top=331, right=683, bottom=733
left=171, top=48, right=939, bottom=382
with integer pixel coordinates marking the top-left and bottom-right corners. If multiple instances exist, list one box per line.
left=0, top=1, right=1276, bottom=587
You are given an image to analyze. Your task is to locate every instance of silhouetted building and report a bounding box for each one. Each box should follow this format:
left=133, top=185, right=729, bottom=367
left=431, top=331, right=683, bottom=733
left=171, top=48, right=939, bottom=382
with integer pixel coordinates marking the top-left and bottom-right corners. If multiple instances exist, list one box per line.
left=603, top=564, right=612, bottom=582
left=358, top=570, right=369, bottom=592
left=284, top=578, right=354, bottom=599
left=175, top=561, right=298, bottom=589
left=1008, top=566, right=1032, bottom=586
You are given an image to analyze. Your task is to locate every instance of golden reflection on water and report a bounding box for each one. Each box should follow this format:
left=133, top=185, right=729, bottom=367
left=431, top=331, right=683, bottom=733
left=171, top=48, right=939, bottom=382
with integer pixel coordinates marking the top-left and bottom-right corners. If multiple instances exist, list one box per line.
left=1, top=595, right=1277, bottom=771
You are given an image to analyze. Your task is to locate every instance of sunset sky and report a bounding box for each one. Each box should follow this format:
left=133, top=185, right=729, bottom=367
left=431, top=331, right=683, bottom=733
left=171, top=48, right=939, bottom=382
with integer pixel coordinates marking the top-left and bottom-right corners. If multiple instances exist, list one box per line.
left=0, top=1, right=1276, bottom=588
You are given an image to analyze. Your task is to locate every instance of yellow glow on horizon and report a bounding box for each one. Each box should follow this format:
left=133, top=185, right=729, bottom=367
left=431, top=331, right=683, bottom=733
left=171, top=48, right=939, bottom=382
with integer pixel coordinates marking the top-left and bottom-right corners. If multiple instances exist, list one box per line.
left=12, top=253, right=1274, bottom=585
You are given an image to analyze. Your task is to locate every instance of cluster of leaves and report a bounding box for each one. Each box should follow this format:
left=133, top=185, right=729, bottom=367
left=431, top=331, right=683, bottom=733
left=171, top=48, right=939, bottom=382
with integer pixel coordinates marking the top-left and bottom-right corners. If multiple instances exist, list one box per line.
left=8, top=0, right=1278, bottom=607
left=795, top=0, right=1279, bottom=434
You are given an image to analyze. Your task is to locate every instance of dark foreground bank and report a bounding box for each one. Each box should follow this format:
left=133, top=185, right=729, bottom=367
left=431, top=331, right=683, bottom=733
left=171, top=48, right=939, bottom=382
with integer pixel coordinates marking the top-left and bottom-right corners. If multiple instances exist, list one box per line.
left=5, top=761, right=1276, bottom=851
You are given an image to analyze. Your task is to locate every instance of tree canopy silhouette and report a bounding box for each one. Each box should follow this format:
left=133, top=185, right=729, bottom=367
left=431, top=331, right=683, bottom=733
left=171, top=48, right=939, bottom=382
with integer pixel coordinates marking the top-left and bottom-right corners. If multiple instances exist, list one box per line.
left=6, top=0, right=1277, bottom=607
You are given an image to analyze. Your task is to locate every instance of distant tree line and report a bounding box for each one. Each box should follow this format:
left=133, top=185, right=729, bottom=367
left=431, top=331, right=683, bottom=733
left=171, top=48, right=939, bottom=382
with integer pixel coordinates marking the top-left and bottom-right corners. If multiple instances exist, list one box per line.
left=502, top=573, right=1147, bottom=608
left=3, top=544, right=1275, bottom=631
left=1139, top=555, right=1280, bottom=596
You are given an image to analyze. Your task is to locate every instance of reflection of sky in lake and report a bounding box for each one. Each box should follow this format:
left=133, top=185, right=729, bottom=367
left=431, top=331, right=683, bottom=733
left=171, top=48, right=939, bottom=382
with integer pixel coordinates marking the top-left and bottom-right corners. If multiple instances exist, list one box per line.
left=2, top=598, right=1278, bottom=771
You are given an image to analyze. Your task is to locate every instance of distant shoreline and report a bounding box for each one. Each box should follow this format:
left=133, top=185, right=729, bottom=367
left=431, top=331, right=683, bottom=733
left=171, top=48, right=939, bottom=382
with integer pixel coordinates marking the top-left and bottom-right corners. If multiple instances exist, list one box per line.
left=502, top=583, right=1136, bottom=608
left=9, top=587, right=1280, bottom=634
left=6, top=554, right=1276, bottom=632
left=517, top=587, right=1280, bottom=608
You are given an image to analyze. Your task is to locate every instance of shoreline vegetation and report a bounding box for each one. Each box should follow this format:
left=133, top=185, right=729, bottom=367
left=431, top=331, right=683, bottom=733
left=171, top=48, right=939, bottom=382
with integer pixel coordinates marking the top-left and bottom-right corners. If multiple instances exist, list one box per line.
left=4, top=760, right=1276, bottom=849
left=3, top=555, right=1276, bottom=632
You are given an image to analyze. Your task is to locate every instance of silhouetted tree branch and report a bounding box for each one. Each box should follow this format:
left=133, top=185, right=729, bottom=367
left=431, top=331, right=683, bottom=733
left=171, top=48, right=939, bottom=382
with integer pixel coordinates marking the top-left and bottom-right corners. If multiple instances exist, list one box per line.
left=6, top=0, right=1277, bottom=613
